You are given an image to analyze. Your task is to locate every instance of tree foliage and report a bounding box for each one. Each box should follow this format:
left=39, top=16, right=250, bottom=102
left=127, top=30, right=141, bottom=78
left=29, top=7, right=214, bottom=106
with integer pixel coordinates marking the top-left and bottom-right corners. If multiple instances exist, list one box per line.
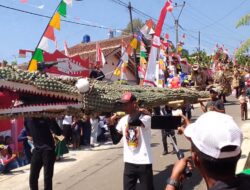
left=122, top=18, right=144, bottom=35
left=235, top=54, right=250, bottom=66
left=235, top=39, right=250, bottom=58
left=180, top=49, right=189, bottom=59
left=236, top=14, right=250, bottom=28
left=189, top=50, right=211, bottom=66
left=236, top=13, right=250, bottom=57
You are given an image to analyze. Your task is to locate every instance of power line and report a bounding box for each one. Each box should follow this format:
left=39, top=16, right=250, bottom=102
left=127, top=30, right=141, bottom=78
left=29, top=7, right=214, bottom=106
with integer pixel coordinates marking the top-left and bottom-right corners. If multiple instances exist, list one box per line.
left=0, top=4, right=124, bottom=31
left=109, top=0, right=173, bottom=31
left=199, top=0, right=248, bottom=30
left=185, top=1, right=246, bottom=41
left=171, top=1, right=186, bottom=52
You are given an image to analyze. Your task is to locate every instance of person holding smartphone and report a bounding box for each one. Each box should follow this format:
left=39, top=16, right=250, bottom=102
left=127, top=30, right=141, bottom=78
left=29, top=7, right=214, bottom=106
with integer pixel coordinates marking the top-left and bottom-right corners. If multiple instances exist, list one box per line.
left=108, top=92, right=154, bottom=190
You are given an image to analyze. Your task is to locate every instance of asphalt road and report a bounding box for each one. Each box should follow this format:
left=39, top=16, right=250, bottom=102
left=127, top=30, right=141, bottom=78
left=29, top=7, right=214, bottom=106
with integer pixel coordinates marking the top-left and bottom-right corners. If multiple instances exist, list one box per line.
left=0, top=96, right=247, bottom=190
left=51, top=96, right=245, bottom=190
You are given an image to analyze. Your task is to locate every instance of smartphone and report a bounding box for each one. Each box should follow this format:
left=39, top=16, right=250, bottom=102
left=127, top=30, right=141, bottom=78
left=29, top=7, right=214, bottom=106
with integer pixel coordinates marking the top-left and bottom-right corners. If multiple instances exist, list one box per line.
left=151, top=115, right=182, bottom=130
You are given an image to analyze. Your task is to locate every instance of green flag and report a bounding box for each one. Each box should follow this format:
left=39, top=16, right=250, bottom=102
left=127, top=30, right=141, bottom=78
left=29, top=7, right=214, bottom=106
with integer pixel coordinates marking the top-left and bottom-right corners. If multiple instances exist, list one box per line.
left=58, top=1, right=67, bottom=17
left=140, top=51, right=147, bottom=58
left=33, top=48, right=44, bottom=62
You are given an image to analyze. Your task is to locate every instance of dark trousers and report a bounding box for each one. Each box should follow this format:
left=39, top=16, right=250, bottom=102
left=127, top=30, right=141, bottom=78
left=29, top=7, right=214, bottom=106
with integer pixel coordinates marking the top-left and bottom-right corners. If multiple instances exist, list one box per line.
left=182, top=109, right=192, bottom=120
left=234, top=87, right=240, bottom=98
left=161, top=130, right=177, bottom=153
left=123, top=162, right=154, bottom=190
left=63, top=124, right=72, bottom=145
left=241, top=103, right=248, bottom=120
left=30, top=149, right=56, bottom=190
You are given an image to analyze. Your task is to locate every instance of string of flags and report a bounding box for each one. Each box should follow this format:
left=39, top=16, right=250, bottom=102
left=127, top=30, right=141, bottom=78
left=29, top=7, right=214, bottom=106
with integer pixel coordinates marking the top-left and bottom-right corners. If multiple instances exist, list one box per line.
left=96, top=43, right=106, bottom=68
left=28, top=0, right=72, bottom=71
left=25, top=0, right=186, bottom=88
left=144, top=0, right=173, bottom=87
left=113, top=19, right=155, bottom=80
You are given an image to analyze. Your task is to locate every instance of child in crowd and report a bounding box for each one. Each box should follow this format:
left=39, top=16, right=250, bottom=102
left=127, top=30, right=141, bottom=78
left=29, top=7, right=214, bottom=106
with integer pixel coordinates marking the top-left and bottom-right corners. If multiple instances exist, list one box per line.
left=239, top=89, right=248, bottom=121
left=0, top=145, right=19, bottom=174
left=54, top=134, right=69, bottom=161
left=71, top=117, right=83, bottom=150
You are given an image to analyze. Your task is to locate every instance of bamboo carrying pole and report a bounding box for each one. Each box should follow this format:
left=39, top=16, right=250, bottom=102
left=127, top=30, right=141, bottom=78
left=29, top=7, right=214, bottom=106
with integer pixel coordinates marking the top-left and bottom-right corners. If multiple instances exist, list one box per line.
left=198, top=98, right=211, bottom=102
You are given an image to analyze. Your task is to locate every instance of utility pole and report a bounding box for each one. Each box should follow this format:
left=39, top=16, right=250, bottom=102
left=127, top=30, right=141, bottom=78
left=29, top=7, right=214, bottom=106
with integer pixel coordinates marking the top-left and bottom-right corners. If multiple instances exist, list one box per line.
left=198, top=31, right=201, bottom=62
left=171, top=1, right=185, bottom=53
left=128, top=1, right=139, bottom=84
left=198, top=31, right=201, bottom=52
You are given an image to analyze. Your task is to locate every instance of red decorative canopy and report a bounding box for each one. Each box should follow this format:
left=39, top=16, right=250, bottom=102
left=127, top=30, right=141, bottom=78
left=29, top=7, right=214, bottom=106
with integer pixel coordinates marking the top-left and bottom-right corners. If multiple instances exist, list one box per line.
left=43, top=50, right=91, bottom=77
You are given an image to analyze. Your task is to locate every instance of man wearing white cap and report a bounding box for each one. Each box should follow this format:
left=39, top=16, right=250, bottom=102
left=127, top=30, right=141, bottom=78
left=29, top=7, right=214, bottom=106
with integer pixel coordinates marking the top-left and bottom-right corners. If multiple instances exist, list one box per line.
left=165, top=111, right=250, bottom=190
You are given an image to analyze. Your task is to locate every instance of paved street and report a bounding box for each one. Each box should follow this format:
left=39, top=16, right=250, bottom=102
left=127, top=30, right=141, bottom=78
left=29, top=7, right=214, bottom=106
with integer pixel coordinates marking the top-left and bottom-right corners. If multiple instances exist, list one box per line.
left=0, top=96, right=249, bottom=190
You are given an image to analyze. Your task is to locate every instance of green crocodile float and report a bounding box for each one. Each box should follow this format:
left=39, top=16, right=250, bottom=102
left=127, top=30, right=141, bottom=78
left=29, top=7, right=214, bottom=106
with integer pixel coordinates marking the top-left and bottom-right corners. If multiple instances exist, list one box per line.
left=0, top=65, right=209, bottom=118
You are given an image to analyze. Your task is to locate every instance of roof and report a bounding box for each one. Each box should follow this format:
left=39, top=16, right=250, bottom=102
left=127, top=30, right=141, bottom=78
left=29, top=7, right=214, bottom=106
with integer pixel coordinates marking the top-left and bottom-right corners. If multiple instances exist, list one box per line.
left=67, top=35, right=133, bottom=62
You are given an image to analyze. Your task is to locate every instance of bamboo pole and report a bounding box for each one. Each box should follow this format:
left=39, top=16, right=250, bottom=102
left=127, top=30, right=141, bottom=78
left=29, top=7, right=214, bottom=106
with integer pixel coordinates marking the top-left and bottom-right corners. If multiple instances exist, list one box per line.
left=27, top=0, right=63, bottom=70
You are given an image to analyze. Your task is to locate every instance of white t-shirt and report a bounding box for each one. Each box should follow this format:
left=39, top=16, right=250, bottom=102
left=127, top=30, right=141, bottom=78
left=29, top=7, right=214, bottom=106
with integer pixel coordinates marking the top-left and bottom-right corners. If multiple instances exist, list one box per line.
left=62, top=115, right=73, bottom=125
left=116, top=114, right=152, bottom=164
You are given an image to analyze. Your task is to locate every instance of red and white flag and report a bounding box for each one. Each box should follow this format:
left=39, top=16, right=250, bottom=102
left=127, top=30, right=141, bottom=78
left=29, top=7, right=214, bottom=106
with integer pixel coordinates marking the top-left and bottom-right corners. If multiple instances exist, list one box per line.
left=64, top=41, right=69, bottom=56
left=19, top=49, right=27, bottom=58
left=138, top=66, right=145, bottom=79
left=143, top=0, right=172, bottom=86
left=96, top=43, right=106, bottom=67
left=19, top=49, right=34, bottom=58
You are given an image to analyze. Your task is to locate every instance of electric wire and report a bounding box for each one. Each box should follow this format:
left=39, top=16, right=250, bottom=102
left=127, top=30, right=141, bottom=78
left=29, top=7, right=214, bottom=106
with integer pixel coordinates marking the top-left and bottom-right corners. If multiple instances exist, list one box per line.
left=0, top=4, right=124, bottom=31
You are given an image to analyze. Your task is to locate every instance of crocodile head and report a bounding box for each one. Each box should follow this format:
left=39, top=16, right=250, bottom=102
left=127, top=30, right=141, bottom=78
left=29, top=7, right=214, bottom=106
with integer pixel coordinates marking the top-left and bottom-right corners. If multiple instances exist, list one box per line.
left=0, top=66, right=83, bottom=119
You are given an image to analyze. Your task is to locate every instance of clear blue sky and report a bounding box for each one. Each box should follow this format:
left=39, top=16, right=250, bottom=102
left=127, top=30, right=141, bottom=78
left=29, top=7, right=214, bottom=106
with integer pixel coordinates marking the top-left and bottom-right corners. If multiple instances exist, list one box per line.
left=0, top=0, right=249, bottom=64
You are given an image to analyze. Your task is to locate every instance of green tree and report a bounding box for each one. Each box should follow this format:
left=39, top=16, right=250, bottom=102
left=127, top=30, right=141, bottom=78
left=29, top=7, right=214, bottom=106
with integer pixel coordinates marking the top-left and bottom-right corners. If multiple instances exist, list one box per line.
left=2, top=60, right=8, bottom=67
left=236, top=55, right=250, bottom=66
left=235, top=14, right=250, bottom=57
left=122, top=18, right=144, bottom=35
left=181, top=49, right=189, bottom=59
left=11, top=61, right=17, bottom=65
left=189, top=50, right=211, bottom=66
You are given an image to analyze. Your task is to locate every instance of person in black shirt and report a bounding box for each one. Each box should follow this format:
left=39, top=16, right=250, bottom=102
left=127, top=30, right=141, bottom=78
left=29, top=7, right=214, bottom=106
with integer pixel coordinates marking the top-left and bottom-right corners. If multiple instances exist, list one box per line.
left=25, top=117, right=62, bottom=190
left=89, top=65, right=105, bottom=81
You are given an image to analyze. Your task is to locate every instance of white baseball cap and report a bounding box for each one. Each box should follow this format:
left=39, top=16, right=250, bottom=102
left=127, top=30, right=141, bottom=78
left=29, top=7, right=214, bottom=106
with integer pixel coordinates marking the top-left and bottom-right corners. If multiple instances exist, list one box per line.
left=184, top=111, right=243, bottom=159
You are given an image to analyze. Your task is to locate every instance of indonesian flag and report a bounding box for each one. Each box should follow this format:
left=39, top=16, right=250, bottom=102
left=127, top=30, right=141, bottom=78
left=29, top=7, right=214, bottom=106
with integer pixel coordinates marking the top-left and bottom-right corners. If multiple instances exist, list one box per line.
left=19, top=49, right=33, bottom=58
left=143, top=0, right=172, bottom=86
left=120, top=62, right=128, bottom=81
left=138, top=66, right=145, bottom=79
left=19, top=49, right=27, bottom=58
left=96, top=43, right=106, bottom=67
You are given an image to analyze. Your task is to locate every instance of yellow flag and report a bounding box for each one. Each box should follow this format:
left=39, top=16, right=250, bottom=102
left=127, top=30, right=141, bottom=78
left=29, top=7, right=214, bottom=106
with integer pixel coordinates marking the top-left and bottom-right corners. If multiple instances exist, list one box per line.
left=177, top=46, right=182, bottom=53
left=114, top=68, right=121, bottom=76
left=28, top=59, right=38, bottom=72
left=50, top=12, right=61, bottom=30
left=159, top=59, right=166, bottom=70
left=140, top=57, right=147, bottom=65
left=130, top=38, right=138, bottom=49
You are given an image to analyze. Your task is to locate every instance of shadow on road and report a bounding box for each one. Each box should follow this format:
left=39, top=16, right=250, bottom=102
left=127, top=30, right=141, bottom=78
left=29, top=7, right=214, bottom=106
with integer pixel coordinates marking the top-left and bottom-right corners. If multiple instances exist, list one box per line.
left=89, top=146, right=123, bottom=151
left=57, top=158, right=77, bottom=162
left=151, top=143, right=160, bottom=147
left=135, top=164, right=203, bottom=190
left=224, top=100, right=239, bottom=106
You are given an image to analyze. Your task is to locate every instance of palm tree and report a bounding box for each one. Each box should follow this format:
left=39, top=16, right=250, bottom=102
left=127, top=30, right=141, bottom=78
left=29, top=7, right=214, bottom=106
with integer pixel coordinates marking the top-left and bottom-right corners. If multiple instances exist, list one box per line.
left=235, top=14, right=250, bottom=57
